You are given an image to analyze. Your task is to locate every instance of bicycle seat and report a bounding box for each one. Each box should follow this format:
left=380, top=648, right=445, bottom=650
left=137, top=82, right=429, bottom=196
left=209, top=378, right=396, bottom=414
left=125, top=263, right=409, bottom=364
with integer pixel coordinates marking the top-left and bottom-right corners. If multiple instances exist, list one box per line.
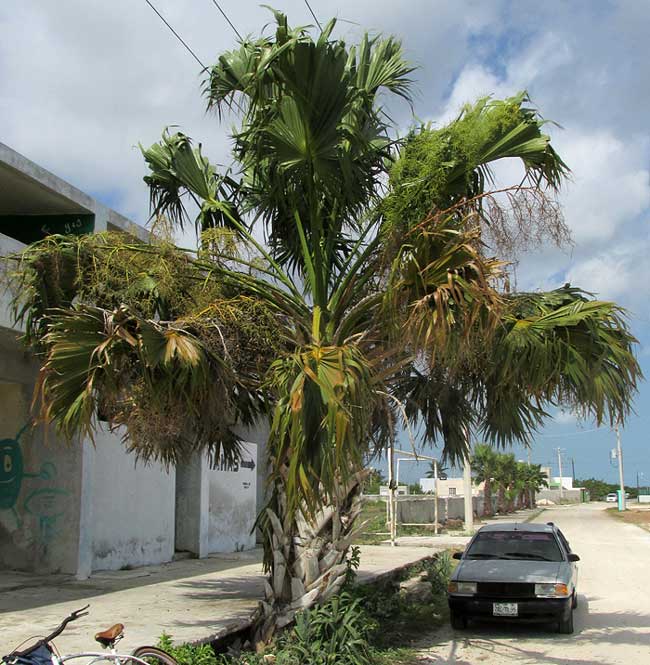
left=94, top=623, right=124, bottom=647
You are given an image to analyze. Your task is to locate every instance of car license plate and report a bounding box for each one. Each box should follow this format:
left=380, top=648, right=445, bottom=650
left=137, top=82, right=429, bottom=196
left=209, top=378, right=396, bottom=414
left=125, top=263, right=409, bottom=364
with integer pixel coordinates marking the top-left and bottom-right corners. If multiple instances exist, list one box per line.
left=493, top=602, right=518, bottom=616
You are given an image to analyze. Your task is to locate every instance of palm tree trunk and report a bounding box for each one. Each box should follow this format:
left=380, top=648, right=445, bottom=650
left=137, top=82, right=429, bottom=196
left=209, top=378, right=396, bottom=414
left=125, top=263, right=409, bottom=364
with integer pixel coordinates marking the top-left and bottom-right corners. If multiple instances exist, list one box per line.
left=497, top=486, right=506, bottom=513
left=483, top=478, right=493, bottom=516
left=254, top=470, right=367, bottom=645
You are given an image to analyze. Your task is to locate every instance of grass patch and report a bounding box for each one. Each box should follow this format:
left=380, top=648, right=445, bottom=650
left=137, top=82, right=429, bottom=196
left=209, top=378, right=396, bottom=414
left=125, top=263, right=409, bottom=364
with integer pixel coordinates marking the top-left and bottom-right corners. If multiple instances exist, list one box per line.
left=354, top=500, right=389, bottom=545
left=606, top=506, right=650, bottom=532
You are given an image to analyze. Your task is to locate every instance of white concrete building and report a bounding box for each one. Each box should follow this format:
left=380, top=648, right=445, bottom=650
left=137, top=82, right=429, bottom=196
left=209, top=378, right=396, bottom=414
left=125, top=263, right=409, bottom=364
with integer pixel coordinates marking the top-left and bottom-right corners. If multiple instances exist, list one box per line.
left=0, top=143, right=266, bottom=577
left=418, top=477, right=484, bottom=497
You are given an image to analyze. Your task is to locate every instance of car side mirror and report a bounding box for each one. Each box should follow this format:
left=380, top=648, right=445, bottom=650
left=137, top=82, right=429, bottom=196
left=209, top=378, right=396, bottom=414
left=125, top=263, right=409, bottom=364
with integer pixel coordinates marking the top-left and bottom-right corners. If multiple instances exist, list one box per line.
left=452, top=551, right=463, bottom=560
left=568, top=553, right=580, bottom=562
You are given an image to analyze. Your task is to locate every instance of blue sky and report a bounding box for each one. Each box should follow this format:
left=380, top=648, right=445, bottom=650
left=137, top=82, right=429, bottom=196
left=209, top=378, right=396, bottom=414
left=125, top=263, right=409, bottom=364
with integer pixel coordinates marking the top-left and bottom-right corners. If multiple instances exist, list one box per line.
left=1, top=1, right=649, bottom=483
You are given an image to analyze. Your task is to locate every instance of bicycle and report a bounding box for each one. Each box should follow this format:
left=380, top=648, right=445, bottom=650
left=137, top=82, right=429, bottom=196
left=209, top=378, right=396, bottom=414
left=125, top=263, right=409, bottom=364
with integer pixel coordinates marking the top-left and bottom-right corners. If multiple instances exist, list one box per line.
left=2, top=606, right=177, bottom=665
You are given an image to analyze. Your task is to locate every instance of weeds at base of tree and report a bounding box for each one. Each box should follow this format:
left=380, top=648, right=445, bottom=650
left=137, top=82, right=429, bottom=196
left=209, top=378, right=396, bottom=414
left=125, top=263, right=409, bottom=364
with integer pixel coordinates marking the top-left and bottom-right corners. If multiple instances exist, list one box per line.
left=156, top=551, right=454, bottom=665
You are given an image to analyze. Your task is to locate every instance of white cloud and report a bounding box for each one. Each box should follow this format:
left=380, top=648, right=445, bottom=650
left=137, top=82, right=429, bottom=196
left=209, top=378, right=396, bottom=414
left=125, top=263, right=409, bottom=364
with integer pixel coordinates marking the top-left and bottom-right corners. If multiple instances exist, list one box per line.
left=556, top=130, right=650, bottom=244
left=554, top=410, right=579, bottom=426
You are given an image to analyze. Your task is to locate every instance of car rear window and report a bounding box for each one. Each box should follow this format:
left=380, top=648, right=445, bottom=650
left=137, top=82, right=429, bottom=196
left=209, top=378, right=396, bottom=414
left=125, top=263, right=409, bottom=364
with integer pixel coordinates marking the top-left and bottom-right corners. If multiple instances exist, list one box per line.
left=465, top=531, right=564, bottom=562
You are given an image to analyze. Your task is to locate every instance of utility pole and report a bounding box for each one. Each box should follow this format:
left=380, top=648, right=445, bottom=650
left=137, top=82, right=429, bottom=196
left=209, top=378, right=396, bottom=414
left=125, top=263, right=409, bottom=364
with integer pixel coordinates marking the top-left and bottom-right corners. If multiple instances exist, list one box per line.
left=571, top=458, right=576, bottom=485
left=463, top=454, right=473, bottom=533
left=434, top=458, right=439, bottom=536
left=387, top=443, right=396, bottom=546
left=556, top=448, right=564, bottom=500
left=616, top=425, right=626, bottom=511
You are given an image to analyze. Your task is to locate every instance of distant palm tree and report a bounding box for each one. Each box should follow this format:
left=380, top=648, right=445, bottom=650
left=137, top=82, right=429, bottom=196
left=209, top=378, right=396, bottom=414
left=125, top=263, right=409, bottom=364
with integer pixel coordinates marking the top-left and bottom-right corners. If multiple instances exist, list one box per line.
left=494, top=454, right=517, bottom=513
left=425, top=460, right=448, bottom=480
left=472, top=444, right=499, bottom=516
left=522, top=463, right=548, bottom=508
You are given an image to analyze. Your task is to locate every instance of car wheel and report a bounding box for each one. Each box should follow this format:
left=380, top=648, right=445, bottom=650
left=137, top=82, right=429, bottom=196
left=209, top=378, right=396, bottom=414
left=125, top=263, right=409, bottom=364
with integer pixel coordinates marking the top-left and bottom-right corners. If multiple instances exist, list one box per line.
left=450, top=610, right=468, bottom=630
left=572, top=592, right=578, bottom=609
left=558, top=608, right=574, bottom=634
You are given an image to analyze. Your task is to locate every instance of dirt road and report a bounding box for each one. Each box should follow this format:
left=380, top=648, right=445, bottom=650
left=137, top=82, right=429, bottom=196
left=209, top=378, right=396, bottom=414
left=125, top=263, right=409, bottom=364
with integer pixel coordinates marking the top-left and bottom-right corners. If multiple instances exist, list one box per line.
left=421, top=502, right=650, bottom=665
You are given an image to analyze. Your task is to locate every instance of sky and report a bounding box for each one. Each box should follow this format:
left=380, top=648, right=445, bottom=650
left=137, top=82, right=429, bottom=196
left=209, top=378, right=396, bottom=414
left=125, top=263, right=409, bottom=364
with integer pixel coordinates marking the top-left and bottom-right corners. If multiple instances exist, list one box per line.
left=1, top=0, right=649, bottom=485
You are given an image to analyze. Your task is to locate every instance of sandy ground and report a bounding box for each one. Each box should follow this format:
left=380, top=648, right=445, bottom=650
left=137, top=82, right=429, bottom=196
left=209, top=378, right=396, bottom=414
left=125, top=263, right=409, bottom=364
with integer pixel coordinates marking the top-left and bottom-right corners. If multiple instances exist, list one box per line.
left=418, top=502, right=650, bottom=665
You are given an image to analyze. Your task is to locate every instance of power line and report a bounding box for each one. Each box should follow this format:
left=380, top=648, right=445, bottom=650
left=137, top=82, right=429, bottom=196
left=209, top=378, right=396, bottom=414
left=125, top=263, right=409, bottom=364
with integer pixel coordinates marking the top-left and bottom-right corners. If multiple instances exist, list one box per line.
left=304, top=0, right=323, bottom=31
left=536, top=427, right=602, bottom=438
left=144, top=0, right=207, bottom=71
left=210, top=0, right=243, bottom=41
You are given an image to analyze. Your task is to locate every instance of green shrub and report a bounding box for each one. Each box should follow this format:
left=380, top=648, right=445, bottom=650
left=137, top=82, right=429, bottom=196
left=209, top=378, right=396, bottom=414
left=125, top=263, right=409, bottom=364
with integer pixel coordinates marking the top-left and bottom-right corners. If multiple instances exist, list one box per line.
left=425, top=551, right=452, bottom=596
left=277, top=593, right=374, bottom=665
left=156, top=634, right=222, bottom=665
left=343, top=545, right=362, bottom=588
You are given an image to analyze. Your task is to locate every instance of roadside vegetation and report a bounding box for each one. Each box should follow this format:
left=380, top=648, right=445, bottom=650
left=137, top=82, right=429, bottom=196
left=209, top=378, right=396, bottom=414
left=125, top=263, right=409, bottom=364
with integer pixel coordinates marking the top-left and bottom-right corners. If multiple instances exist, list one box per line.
left=606, top=506, right=650, bottom=532
left=576, top=478, right=641, bottom=500
left=156, top=552, right=455, bottom=665
left=357, top=449, right=547, bottom=543
left=472, top=444, right=548, bottom=515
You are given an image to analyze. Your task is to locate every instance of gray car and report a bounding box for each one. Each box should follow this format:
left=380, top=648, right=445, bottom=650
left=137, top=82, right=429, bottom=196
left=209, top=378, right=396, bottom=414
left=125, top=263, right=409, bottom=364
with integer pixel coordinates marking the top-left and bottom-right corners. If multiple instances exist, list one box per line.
left=447, top=522, right=579, bottom=633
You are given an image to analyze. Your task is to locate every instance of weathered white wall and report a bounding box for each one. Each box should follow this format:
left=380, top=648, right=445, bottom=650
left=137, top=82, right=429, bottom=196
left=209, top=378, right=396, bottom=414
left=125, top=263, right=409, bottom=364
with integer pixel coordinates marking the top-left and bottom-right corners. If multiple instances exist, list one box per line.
left=175, top=452, right=210, bottom=557
left=90, top=426, right=175, bottom=571
left=208, top=443, right=257, bottom=553
left=234, top=420, right=269, bottom=519
left=0, top=331, right=83, bottom=574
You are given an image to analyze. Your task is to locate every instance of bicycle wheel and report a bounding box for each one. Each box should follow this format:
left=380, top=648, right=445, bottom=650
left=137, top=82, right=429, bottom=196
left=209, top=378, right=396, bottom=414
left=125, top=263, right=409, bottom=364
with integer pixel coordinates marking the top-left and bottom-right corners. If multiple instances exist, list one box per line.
left=129, top=646, right=178, bottom=665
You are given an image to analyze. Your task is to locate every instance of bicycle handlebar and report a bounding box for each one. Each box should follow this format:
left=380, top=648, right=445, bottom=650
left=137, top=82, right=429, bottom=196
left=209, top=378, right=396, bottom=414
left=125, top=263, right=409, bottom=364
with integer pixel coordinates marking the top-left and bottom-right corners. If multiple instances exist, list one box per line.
left=4, top=605, right=90, bottom=659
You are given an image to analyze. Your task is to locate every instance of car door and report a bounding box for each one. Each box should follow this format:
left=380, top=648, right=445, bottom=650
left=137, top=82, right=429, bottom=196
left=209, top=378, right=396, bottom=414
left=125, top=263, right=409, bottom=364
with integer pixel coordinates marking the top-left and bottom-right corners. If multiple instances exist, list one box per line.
left=556, top=528, right=578, bottom=591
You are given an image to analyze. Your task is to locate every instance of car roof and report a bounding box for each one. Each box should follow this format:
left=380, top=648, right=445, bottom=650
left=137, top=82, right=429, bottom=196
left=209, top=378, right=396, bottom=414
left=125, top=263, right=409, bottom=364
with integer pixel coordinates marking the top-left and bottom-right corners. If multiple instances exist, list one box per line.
left=477, top=522, right=555, bottom=533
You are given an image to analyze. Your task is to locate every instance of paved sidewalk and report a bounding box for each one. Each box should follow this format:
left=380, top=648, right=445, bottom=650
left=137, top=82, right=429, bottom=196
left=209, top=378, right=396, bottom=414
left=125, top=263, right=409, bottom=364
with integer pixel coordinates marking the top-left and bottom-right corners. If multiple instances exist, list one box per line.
left=0, top=544, right=443, bottom=654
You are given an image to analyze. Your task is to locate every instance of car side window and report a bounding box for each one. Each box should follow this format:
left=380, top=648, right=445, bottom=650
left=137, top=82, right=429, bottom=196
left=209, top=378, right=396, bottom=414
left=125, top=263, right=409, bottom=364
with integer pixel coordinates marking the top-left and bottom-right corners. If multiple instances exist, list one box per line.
left=556, top=529, right=571, bottom=556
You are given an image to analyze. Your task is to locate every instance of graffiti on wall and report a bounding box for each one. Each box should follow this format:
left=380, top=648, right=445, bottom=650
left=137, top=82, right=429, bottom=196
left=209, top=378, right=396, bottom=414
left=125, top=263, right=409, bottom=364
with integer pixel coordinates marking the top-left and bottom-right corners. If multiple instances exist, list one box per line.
left=0, top=423, right=70, bottom=543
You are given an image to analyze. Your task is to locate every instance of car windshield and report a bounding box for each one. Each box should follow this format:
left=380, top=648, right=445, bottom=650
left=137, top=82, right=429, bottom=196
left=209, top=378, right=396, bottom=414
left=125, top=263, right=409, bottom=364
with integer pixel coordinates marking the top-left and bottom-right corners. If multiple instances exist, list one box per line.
left=465, top=531, right=564, bottom=562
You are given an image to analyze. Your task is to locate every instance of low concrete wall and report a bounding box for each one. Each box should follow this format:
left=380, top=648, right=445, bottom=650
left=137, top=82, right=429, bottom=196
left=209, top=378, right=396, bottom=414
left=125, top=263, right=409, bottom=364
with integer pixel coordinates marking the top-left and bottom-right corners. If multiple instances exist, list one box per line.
left=396, top=496, right=485, bottom=523
left=90, top=426, right=176, bottom=571
left=537, top=488, right=583, bottom=503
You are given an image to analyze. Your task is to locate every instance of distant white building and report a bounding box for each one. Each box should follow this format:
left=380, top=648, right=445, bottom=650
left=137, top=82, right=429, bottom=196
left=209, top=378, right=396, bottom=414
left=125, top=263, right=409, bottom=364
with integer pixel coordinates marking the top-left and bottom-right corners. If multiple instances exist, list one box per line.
left=418, top=477, right=484, bottom=497
left=549, top=476, right=573, bottom=490
left=379, top=485, right=409, bottom=496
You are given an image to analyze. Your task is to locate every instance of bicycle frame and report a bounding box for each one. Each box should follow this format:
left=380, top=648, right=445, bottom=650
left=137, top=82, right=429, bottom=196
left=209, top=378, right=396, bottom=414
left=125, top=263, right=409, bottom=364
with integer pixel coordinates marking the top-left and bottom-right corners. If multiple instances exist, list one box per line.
left=53, top=652, right=151, bottom=665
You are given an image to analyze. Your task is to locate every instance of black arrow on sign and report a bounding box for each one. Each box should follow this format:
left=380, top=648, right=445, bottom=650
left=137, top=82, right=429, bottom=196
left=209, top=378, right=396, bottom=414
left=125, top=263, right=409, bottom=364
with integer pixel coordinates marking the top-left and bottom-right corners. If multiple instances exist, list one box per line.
left=240, top=459, right=256, bottom=470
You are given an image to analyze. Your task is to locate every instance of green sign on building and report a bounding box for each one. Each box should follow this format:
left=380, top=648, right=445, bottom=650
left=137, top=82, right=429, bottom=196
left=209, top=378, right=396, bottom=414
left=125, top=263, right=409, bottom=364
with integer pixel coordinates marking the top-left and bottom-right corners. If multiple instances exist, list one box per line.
left=0, top=214, right=95, bottom=245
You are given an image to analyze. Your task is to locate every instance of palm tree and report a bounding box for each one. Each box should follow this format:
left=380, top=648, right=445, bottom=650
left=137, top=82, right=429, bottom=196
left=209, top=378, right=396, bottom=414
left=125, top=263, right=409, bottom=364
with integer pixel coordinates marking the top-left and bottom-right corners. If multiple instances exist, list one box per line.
left=7, top=12, right=641, bottom=639
left=522, top=463, right=548, bottom=508
left=494, top=454, right=517, bottom=513
left=471, top=444, right=499, bottom=516
left=425, top=460, right=448, bottom=479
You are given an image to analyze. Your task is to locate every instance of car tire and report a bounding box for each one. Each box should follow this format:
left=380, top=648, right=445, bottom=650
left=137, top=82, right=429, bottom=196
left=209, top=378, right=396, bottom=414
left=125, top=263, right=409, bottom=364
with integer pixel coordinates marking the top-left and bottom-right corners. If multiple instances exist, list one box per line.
left=558, top=608, right=574, bottom=634
left=450, top=610, right=467, bottom=630
left=572, top=592, right=578, bottom=609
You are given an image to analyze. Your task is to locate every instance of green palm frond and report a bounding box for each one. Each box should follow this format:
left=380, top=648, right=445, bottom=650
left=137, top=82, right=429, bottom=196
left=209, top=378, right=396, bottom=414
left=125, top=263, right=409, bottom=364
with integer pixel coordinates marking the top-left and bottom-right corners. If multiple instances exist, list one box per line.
left=383, top=92, right=570, bottom=240
left=141, top=130, right=244, bottom=233
left=266, top=341, right=379, bottom=516
left=481, top=286, right=641, bottom=445
left=35, top=304, right=261, bottom=466
left=204, top=10, right=413, bottom=278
